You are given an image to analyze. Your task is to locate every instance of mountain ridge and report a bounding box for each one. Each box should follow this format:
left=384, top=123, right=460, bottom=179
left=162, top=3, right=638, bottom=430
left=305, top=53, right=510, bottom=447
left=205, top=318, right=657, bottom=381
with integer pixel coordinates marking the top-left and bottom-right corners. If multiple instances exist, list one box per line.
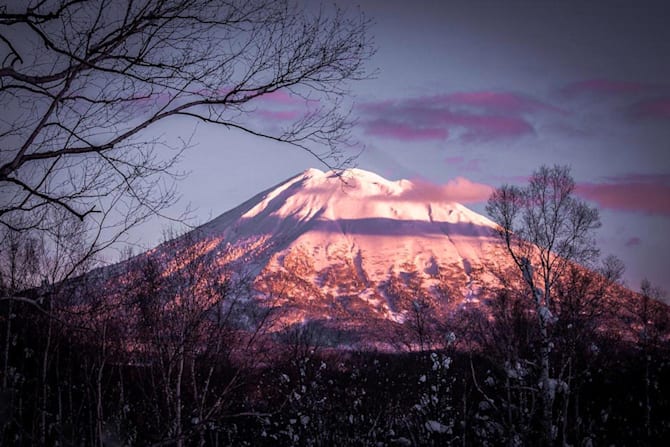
left=134, top=168, right=506, bottom=347
left=74, top=167, right=666, bottom=351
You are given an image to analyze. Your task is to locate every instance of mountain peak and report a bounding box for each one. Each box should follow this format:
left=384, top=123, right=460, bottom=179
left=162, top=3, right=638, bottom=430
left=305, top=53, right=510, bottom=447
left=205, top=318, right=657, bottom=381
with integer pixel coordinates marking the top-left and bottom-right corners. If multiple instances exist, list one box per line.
left=294, top=167, right=408, bottom=200
left=301, top=167, right=326, bottom=178
left=139, top=167, right=506, bottom=346
left=203, top=167, right=497, bottom=240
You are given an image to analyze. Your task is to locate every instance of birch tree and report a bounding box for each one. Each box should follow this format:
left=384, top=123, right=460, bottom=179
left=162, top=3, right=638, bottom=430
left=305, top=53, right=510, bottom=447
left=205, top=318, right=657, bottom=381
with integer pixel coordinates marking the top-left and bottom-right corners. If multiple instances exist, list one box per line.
left=486, top=165, right=601, bottom=446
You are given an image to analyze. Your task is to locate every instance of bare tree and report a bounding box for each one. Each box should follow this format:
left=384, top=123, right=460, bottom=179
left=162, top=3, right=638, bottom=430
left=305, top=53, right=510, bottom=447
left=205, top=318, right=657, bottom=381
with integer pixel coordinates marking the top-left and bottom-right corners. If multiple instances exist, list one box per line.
left=99, top=229, right=275, bottom=446
left=0, top=0, right=373, bottom=277
left=485, top=165, right=601, bottom=446
left=633, top=280, right=669, bottom=443
left=0, top=208, right=97, bottom=443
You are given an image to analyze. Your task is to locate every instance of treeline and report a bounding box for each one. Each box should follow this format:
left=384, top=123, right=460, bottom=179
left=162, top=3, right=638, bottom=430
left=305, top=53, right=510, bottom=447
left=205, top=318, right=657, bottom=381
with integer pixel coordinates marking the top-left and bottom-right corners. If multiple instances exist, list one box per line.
left=1, top=270, right=668, bottom=446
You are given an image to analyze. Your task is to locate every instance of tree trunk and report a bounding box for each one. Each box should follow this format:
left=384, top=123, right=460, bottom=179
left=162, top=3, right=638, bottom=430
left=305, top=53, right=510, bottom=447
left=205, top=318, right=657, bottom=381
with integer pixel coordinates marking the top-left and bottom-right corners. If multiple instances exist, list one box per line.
left=539, top=320, right=553, bottom=447
left=96, top=324, right=107, bottom=447
left=560, top=361, right=572, bottom=445
left=176, top=344, right=185, bottom=447
left=2, top=299, right=12, bottom=390
left=644, top=351, right=651, bottom=441
left=41, top=300, right=52, bottom=446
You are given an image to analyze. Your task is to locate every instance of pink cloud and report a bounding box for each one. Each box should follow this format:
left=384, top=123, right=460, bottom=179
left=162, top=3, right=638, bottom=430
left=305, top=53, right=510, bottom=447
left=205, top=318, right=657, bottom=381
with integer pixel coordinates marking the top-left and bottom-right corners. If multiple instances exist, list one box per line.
left=436, top=91, right=564, bottom=114
left=576, top=174, right=670, bottom=215
left=602, top=173, right=670, bottom=183
left=625, top=237, right=641, bottom=247
left=364, top=120, right=448, bottom=141
left=245, top=89, right=320, bottom=124
left=390, top=177, right=494, bottom=204
left=407, top=108, right=534, bottom=140
left=440, top=177, right=494, bottom=203
left=256, top=109, right=302, bottom=121
left=130, top=87, right=314, bottom=114
left=358, top=90, right=553, bottom=142
left=562, top=78, right=649, bottom=97
left=258, top=90, right=316, bottom=106
left=449, top=114, right=533, bottom=141
left=630, top=97, right=670, bottom=120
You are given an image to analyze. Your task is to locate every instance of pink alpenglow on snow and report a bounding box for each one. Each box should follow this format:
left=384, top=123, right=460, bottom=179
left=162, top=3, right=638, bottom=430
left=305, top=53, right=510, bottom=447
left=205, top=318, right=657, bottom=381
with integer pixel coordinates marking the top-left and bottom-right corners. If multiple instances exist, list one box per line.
left=147, top=168, right=506, bottom=338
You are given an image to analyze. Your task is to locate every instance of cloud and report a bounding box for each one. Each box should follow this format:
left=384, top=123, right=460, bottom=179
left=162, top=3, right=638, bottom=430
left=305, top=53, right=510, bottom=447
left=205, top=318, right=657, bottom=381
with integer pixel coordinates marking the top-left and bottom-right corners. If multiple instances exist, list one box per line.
left=358, top=91, right=559, bottom=142
left=364, top=119, right=448, bottom=141
left=437, top=91, right=564, bottom=114
left=576, top=174, right=670, bottom=216
left=450, top=114, right=533, bottom=141
left=257, top=90, right=316, bottom=106
left=439, top=177, right=494, bottom=203
left=256, top=109, right=302, bottom=121
left=629, top=97, right=670, bottom=120
left=390, top=177, right=494, bottom=204
left=251, top=89, right=321, bottom=123
left=561, top=78, right=649, bottom=97
left=625, top=237, right=641, bottom=247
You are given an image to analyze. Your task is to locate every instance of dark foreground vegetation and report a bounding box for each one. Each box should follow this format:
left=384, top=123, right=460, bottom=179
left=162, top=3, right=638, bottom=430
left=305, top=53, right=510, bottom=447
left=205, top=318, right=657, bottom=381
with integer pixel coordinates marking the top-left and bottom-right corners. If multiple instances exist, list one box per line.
left=0, top=281, right=668, bottom=447
left=2, top=166, right=669, bottom=446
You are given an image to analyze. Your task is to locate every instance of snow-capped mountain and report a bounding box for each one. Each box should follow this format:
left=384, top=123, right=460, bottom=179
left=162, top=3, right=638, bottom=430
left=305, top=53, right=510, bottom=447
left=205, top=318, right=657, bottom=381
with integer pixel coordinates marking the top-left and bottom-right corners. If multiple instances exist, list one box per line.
left=141, top=168, right=509, bottom=347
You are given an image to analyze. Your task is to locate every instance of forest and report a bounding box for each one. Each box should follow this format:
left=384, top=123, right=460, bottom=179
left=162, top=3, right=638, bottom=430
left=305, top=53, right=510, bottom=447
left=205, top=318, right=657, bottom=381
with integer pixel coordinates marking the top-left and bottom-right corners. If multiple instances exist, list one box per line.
left=0, top=228, right=669, bottom=446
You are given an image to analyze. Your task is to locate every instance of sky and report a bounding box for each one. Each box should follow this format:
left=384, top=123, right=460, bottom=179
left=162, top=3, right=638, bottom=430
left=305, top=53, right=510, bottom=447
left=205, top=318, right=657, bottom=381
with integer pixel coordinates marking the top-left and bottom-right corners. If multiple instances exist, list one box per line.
left=132, top=0, right=670, bottom=294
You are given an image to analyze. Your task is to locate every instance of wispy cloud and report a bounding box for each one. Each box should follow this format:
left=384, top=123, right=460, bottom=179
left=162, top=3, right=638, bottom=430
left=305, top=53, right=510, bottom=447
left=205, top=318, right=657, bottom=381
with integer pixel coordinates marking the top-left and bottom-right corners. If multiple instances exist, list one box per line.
left=438, top=91, right=564, bottom=114
left=358, top=91, right=561, bottom=142
left=629, top=97, right=670, bottom=120
left=257, top=90, right=317, bottom=106
left=256, top=109, right=302, bottom=121
left=252, top=89, right=320, bottom=122
left=387, top=177, right=494, bottom=204
left=625, top=237, right=642, bottom=247
left=561, top=78, right=650, bottom=97
left=576, top=174, right=670, bottom=216
left=437, top=177, right=494, bottom=203
left=364, top=120, right=448, bottom=141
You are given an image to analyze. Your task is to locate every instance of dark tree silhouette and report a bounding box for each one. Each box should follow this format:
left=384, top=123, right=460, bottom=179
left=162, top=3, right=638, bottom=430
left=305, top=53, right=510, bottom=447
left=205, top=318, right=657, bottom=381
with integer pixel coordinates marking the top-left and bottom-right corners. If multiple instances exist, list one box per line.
left=0, top=0, right=373, bottom=268
left=485, top=165, right=601, bottom=446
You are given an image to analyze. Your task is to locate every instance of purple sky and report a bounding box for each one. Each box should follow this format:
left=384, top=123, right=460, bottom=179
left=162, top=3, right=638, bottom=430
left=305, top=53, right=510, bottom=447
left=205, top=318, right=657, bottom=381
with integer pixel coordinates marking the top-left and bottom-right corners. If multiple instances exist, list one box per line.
left=135, top=0, right=670, bottom=294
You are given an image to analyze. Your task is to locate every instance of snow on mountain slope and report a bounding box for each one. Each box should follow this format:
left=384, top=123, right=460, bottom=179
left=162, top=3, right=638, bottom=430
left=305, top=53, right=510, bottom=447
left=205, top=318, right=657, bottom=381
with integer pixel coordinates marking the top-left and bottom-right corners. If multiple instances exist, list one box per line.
left=161, top=168, right=504, bottom=338
left=190, top=169, right=495, bottom=274
left=83, top=167, right=665, bottom=351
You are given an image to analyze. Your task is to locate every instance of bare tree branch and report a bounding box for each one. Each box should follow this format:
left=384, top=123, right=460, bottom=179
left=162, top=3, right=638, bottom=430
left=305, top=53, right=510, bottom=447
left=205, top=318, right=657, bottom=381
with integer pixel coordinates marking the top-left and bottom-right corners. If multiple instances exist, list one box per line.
left=0, top=0, right=373, bottom=285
